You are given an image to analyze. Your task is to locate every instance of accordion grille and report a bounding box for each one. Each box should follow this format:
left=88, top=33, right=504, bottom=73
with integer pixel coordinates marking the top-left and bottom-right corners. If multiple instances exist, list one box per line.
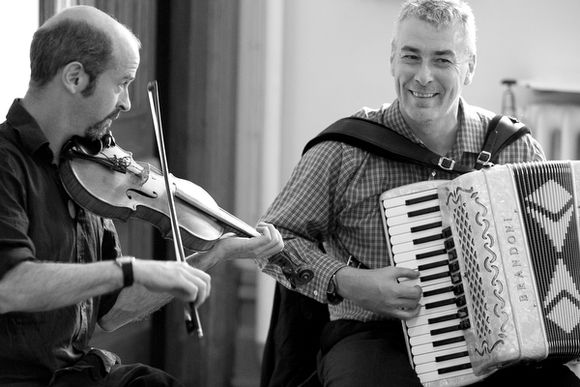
left=450, top=192, right=492, bottom=341
left=512, top=162, right=580, bottom=359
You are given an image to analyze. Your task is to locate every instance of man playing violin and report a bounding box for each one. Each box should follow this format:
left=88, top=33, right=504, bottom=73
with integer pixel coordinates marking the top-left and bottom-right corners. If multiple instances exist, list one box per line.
left=0, top=5, right=283, bottom=387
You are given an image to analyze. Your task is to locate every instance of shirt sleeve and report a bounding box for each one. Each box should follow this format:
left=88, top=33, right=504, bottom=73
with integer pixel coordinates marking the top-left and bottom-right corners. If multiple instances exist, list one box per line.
left=97, top=218, right=123, bottom=318
left=258, top=141, right=359, bottom=303
left=0, top=150, right=35, bottom=280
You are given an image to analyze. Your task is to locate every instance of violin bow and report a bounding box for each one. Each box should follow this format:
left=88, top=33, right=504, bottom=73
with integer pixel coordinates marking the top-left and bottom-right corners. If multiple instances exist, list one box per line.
left=147, top=80, right=203, bottom=338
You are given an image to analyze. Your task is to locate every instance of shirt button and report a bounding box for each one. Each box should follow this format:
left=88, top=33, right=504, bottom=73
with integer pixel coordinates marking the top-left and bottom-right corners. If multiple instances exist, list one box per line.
left=313, top=290, right=319, bottom=297
left=431, top=171, right=437, bottom=177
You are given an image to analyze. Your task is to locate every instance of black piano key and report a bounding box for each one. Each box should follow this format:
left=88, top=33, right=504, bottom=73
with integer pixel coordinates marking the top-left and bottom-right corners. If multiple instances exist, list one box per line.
left=438, top=362, right=472, bottom=374
left=459, top=319, right=471, bottom=330
left=435, top=351, right=469, bottom=362
left=405, top=193, right=438, bottom=205
left=423, top=285, right=454, bottom=297
left=452, top=283, right=464, bottom=296
left=431, top=324, right=462, bottom=336
left=456, top=295, right=466, bottom=307
left=428, top=312, right=459, bottom=324
left=457, top=306, right=468, bottom=319
left=418, top=260, right=449, bottom=271
left=425, top=298, right=456, bottom=310
left=433, top=335, right=465, bottom=347
left=421, top=271, right=450, bottom=283
left=413, top=233, right=443, bottom=245
left=417, top=248, right=447, bottom=260
left=447, top=249, right=457, bottom=260
left=451, top=272, right=462, bottom=284
left=442, top=226, right=452, bottom=238
left=408, top=206, right=440, bottom=218
left=411, top=221, right=442, bottom=233
left=448, top=261, right=460, bottom=272
left=444, top=239, right=455, bottom=250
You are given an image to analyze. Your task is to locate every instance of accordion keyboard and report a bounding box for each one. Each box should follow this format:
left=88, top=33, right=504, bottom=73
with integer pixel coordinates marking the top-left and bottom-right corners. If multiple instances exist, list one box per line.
left=380, top=181, right=483, bottom=387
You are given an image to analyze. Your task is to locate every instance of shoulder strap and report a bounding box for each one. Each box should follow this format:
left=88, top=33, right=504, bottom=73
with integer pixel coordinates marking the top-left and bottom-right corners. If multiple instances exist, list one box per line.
left=302, top=117, right=472, bottom=173
left=474, top=115, right=531, bottom=169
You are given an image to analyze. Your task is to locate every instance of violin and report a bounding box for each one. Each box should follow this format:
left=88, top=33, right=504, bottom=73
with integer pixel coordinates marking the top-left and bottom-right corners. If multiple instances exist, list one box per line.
left=58, top=134, right=314, bottom=287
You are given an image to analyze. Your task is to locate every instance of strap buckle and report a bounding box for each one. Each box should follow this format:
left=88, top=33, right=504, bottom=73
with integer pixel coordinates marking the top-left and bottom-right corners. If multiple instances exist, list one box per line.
left=437, top=157, right=456, bottom=171
left=476, top=151, right=494, bottom=168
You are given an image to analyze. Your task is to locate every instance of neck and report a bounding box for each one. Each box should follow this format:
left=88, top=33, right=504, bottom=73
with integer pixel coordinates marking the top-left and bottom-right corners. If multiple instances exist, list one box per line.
left=412, top=118, right=458, bottom=155
left=22, top=89, right=74, bottom=164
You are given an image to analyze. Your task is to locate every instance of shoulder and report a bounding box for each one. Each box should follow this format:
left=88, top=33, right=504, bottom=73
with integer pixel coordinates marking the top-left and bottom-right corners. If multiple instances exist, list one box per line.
left=350, top=103, right=392, bottom=122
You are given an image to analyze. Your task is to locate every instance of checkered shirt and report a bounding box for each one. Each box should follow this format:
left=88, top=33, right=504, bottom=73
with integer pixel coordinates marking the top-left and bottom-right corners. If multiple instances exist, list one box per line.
left=258, top=98, right=546, bottom=322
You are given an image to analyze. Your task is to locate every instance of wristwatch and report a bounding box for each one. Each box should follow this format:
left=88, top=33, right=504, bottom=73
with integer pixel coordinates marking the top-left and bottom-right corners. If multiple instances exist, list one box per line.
left=115, top=256, right=135, bottom=288
left=326, top=271, right=344, bottom=305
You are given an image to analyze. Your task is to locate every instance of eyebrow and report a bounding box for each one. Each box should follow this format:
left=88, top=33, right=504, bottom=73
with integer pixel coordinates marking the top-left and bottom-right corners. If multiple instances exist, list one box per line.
left=400, top=46, right=456, bottom=57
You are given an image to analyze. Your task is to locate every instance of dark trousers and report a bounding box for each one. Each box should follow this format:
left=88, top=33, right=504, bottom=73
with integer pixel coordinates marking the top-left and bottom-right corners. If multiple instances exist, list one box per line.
left=48, top=353, right=184, bottom=387
left=317, top=319, right=580, bottom=387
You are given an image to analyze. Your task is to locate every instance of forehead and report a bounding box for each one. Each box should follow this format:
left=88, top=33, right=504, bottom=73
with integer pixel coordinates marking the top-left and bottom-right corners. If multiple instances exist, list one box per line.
left=109, top=33, right=140, bottom=77
left=395, top=17, right=468, bottom=55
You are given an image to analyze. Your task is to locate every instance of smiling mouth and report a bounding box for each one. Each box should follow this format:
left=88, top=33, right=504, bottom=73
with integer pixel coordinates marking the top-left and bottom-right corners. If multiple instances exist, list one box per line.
left=410, top=90, right=437, bottom=98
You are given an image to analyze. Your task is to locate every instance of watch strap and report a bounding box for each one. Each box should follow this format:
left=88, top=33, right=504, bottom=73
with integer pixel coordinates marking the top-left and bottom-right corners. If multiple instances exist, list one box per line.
left=115, top=256, right=135, bottom=288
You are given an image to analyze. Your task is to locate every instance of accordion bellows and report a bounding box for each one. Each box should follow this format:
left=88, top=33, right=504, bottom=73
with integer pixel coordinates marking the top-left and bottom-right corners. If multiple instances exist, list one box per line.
left=380, top=161, right=580, bottom=386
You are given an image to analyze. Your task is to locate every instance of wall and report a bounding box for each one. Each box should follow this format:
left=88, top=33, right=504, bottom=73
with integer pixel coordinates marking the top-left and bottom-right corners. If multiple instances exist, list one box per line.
left=0, top=1, right=38, bottom=119
left=278, top=0, right=580, bottom=182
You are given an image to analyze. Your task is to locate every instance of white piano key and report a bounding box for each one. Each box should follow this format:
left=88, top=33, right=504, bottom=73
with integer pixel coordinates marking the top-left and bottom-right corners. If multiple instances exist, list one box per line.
left=389, top=226, right=443, bottom=245
left=411, top=336, right=466, bottom=356
left=409, top=327, right=464, bottom=347
left=396, top=255, right=448, bottom=270
left=413, top=343, right=470, bottom=365
left=417, top=364, right=475, bottom=384
left=386, top=207, right=441, bottom=227
left=415, top=354, right=471, bottom=374
left=405, top=304, right=458, bottom=328
left=392, top=238, right=444, bottom=255
left=420, top=290, right=455, bottom=309
left=393, top=246, right=447, bottom=264
left=388, top=216, right=443, bottom=236
left=381, top=189, right=439, bottom=209
left=400, top=275, right=451, bottom=289
left=407, top=317, right=462, bottom=337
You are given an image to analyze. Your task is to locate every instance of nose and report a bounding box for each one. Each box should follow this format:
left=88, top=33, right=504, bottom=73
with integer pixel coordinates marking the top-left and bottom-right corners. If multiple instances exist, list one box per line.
left=118, top=87, right=131, bottom=112
left=414, top=62, right=434, bottom=86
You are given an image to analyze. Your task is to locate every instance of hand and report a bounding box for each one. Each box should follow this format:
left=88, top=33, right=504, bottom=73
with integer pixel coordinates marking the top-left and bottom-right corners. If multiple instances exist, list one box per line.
left=337, top=266, right=422, bottom=320
left=189, top=222, right=284, bottom=270
left=132, top=259, right=211, bottom=308
left=218, top=222, right=284, bottom=260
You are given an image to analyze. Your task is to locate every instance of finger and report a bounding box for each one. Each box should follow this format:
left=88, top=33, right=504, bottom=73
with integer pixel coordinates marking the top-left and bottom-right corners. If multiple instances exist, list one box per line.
left=255, top=222, right=272, bottom=238
left=396, top=304, right=422, bottom=320
left=398, top=282, right=423, bottom=300
left=219, top=232, right=237, bottom=240
left=394, top=267, right=420, bottom=280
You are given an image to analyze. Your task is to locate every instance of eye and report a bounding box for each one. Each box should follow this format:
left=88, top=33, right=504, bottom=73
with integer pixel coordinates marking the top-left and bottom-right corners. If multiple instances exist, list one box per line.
left=401, top=54, right=420, bottom=63
left=435, top=58, right=453, bottom=65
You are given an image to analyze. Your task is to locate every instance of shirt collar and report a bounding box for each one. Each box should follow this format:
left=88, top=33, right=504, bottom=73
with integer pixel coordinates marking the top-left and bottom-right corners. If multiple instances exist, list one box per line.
left=386, top=97, right=486, bottom=157
left=5, top=99, right=54, bottom=162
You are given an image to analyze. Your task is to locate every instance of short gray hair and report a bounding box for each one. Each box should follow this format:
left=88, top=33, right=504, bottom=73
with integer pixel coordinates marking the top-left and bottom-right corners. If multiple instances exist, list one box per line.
left=394, top=0, right=477, bottom=56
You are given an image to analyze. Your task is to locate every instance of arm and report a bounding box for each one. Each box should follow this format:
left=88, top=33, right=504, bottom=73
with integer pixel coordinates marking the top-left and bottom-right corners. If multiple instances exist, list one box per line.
left=99, top=222, right=284, bottom=331
left=256, top=142, right=360, bottom=303
left=0, top=257, right=210, bottom=317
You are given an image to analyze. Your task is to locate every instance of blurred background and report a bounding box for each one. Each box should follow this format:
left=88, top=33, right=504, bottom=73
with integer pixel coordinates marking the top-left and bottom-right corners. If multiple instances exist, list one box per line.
left=1, top=1, right=580, bottom=386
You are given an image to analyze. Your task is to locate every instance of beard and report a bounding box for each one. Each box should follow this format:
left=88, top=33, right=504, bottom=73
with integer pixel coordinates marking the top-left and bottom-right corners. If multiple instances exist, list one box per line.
left=85, top=110, right=120, bottom=141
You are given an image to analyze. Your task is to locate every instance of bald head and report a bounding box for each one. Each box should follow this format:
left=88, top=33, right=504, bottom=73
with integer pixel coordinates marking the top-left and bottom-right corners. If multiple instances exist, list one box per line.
left=29, top=5, right=140, bottom=94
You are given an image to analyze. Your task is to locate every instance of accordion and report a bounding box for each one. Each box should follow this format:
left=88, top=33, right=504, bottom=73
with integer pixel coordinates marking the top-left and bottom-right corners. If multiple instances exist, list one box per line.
left=379, top=161, right=580, bottom=386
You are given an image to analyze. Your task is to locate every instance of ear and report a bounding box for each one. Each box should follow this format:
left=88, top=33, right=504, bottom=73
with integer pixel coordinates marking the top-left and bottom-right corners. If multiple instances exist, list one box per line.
left=61, top=61, right=89, bottom=94
left=463, top=54, right=477, bottom=86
